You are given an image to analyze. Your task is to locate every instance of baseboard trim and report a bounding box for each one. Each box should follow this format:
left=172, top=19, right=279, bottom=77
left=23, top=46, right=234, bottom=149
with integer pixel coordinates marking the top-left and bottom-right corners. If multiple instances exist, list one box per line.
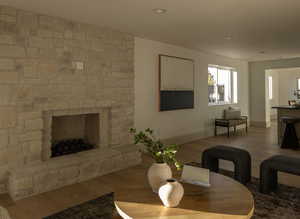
left=161, top=125, right=249, bottom=145
left=162, top=131, right=208, bottom=145
left=250, top=121, right=269, bottom=128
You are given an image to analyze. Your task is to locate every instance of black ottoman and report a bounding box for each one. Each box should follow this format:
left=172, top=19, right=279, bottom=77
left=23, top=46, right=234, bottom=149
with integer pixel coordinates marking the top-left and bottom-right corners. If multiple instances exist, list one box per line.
left=260, top=155, right=300, bottom=194
left=202, top=145, right=251, bottom=185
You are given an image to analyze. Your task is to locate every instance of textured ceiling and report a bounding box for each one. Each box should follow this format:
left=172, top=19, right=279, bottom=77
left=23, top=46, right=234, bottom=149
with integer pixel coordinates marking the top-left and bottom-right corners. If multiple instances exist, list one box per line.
left=2, top=0, right=300, bottom=61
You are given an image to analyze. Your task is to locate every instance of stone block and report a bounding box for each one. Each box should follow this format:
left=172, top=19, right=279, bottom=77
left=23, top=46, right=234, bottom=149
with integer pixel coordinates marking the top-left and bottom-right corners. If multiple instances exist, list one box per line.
left=0, top=20, right=17, bottom=34
left=59, top=167, right=79, bottom=180
left=26, top=48, right=39, bottom=58
left=0, top=85, right=17, bottom=105
left=25, top=119, right=43, bottom=131
left=64, top=30, right=73, bottom=39
left=39, top=48, right=56, bottom=59
left=53, top=32, right=64, bottom=39
left=0, top=14, right=16, bottom=23
left=73, top=31, right=85, bottom=40
left=33, top=170, right=59, bottom=193
left=0, top=59, right=15, bottom=70
left=11, top=188, right=34, bottom=201
left=37, top=29, right=53, bottom=38
left=28, top=37, right=53, bottom=49
left=23, top=66, right=39, bottom=79
left=79, top=162, right=99, bottom=181
left=18, top=111, right=42, bottom=120
left=25, top=140, right=42, bottom=163
left=8, top=129, right=19, bottom=146
left=0, top=129, right=9, bottom=149
left=0, top=6, right=17, bottom=16
left=39, top=15, right=72, bottom=32
left=0, top=34, right=16, bottom=45
left=17, top=11, right=38, bottom=29
left=0, top=107, right=16, bottom=128
left=0, top=150, right=8, bottom=166
left=0, top=71, right=19, bottom=83
left=0, top=45, right=25, bottom=57
left=17, top=59, right=39, bottom=79
left=15, top=177, right=33, bottom=190
left=19, top=131, right=42, bottom=142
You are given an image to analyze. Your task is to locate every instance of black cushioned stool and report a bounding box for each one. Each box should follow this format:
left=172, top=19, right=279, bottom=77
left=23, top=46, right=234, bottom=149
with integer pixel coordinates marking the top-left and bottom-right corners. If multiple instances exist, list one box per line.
left=202, top=145, right=251, bottom=185
left=281, top=116, right=300, bottom=149
left=260, top=155, right=300, bottom=194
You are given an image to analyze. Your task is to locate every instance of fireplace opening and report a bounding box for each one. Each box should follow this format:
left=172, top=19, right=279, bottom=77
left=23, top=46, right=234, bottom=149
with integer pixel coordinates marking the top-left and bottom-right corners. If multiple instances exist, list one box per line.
left=51, top=113, right=99, bottom=158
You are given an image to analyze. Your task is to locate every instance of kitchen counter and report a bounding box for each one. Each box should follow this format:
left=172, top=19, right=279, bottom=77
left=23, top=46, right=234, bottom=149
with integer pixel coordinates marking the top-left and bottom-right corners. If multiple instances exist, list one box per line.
left=272, top=106, right=300, bottom=110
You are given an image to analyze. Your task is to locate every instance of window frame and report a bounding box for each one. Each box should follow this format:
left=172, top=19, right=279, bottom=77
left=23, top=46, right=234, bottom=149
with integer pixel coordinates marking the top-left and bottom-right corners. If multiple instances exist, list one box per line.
left=297, top=78, right=300, bottom=90
left=268, top=76, right=273, bottom=100
left=208, top=65, right=238, bottom=106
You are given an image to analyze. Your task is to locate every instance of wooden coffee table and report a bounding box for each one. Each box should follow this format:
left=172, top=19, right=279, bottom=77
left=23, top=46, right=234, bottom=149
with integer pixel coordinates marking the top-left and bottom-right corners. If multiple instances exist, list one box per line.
left=115, top=172, right=254, bottom=219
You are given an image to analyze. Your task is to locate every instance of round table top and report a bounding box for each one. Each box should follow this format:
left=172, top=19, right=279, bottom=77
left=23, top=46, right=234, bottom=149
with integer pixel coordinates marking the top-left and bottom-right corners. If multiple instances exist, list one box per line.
left=115, top=172, right=254, bottom=219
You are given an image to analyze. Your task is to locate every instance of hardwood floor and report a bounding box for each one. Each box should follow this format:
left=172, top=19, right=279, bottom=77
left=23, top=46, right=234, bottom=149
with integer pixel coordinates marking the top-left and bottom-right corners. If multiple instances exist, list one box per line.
left=178, top=122, right=300, bottom=188
left=1, top=122, right=300, bottom=219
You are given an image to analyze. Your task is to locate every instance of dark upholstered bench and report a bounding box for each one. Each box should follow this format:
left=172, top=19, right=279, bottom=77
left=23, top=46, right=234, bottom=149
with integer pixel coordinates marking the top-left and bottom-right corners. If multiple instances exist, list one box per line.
left=202, top=145, right=251, bottom=185
left=260, top=155, right=300, bottom=194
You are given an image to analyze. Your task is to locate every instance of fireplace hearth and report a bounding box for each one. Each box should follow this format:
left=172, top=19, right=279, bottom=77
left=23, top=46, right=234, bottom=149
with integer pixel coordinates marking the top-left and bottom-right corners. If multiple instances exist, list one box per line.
left=51, top=138, right=95, bottom=158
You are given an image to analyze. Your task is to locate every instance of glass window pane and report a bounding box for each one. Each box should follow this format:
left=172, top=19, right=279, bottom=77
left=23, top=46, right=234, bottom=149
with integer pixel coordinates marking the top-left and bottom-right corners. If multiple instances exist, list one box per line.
left=208, top=66, right=236, bottom=105
left=268, top=76, right=272, bottom=100
left=208, top=67, right=218, bottom=104
left=297, top=78, right=300, bottom=90
left=233, top=71, right=238, bottom=103
left=217, top=69, right=231, bottom=103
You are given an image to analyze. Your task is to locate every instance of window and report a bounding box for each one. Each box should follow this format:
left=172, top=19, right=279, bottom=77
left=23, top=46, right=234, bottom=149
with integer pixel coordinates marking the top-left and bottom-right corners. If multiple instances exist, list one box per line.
left=208, top=65, right=238, bottom=105
left=268, top=76, right=273, bottom=100
left=297, top=78, right=300, bottom=90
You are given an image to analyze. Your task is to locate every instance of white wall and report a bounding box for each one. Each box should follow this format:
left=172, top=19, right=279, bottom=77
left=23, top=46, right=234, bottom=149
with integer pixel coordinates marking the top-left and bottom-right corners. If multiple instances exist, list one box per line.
left=249, top=58, right=300, bottom=126
left=134, top=37, right=249, bottom=140
left=265, top=70, right=279, bottom=120
left=277, top=68, right=300, bottom=105
left=266, top=68, right=300, bottom=105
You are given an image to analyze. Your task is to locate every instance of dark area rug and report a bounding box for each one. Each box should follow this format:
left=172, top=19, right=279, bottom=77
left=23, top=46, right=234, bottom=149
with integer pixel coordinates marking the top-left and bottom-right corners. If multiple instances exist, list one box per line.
left=188, top=162, right=300, bottom=219
left=44, top=165, right=300, bottom=219
left=43, top=192, right=115, bottom=219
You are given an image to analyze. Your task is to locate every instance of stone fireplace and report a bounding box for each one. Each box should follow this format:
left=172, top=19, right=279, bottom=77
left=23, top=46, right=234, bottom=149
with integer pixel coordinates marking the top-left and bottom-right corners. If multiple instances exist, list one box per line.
left=0, top=5, right=141, bottom=201
left=8, top=106, right=141, bottom=200
left=42, top=108, right=110, bottom=160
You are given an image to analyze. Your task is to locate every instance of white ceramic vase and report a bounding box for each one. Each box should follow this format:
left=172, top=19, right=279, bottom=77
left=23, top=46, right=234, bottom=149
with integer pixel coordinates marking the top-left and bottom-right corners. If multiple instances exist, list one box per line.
left=147, top=163, right=172, bottom=193
left=158, top=178, right=184, bottom=208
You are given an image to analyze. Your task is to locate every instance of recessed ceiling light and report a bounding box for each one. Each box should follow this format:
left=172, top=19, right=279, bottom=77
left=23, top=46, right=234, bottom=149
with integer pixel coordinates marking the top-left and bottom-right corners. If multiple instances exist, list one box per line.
left=153, top=8, right=167, bottom=14
left=225, top=36, right=232, bottom=40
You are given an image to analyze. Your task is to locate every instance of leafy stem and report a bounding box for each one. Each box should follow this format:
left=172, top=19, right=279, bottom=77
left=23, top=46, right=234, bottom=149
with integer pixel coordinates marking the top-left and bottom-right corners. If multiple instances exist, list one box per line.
left=129, top=128, right=183, bottom=170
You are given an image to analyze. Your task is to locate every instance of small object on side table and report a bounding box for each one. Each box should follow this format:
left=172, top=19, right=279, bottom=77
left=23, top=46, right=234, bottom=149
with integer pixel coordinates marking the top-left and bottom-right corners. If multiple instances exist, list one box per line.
left=158, top=178, right=184, bottom=208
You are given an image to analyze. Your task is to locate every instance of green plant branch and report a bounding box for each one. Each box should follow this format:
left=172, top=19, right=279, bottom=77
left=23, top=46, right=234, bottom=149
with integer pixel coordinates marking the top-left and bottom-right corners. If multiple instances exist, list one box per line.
left=130, top=128, right=183, bottom=170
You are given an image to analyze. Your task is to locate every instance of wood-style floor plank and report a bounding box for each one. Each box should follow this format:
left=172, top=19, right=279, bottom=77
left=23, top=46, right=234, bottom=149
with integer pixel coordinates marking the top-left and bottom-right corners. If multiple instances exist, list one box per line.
left=1, top=122, right=300, bottom=219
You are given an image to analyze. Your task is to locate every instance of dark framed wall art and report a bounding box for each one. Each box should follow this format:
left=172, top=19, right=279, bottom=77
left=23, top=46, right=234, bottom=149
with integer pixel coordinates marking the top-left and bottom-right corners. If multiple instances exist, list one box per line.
left=159, top=54, right=195, bottom=111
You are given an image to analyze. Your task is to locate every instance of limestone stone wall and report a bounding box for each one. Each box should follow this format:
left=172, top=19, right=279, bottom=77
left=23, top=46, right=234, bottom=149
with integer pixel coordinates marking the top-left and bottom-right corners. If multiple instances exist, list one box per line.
left=0, top=5, right=140, bottom=199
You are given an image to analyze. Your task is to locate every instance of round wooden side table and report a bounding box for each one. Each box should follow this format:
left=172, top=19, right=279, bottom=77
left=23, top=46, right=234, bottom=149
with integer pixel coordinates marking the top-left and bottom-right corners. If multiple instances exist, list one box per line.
left=115, top=172, right=254, bottom=219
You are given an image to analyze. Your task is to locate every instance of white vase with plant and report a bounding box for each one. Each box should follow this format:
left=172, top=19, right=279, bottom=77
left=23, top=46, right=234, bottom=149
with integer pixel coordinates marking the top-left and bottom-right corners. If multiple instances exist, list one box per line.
left=130, top=128, right=182, bottom=193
